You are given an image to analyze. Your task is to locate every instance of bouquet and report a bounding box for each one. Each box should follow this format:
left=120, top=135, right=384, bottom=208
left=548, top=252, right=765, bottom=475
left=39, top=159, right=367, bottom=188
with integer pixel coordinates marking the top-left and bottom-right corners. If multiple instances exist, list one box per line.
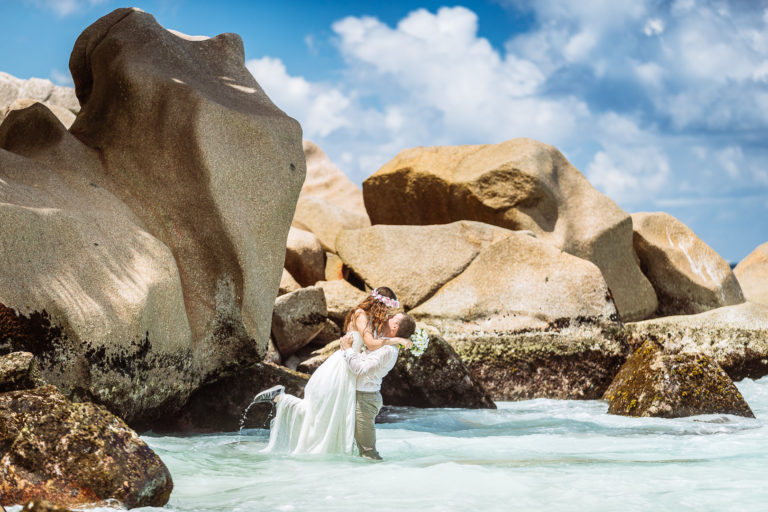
left=408, top=328, right=430, bottom=357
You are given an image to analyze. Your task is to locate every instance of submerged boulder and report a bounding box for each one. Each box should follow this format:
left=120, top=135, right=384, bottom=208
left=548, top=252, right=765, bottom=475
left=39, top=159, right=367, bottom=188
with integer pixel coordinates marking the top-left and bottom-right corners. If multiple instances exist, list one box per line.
left=632, top=212, right=744, bottom=316
left=363, top=138, right=657, bottom=321
left=734, top=242, right=768, bottom=306
left=0, top=385, right=173, bottom=508
left=155, top=362, right=309, bottom=433
left=410, top=233, right=625, bottom=400
left=0, top=8, right=304, bottom=426
left=624, top=302, right=768, bottom=381
left=382, top=328, right=495, bottom=409
left=336, top=221, right=513, bottom=309
left=603, top=340, right=754, bottom=418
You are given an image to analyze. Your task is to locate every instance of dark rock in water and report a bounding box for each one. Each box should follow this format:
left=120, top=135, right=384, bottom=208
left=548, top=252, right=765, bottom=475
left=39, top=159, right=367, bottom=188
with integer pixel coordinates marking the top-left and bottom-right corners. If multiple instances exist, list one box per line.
left=625, top=302, right=768, bottom=381
left=382, top=329, right=495, bottom=409
left=603, top=340, right=754, bottom=418
left=0, top=352, right=42, bottom=393
left=154, top=362, right=309, bottom=433
left=0, top=385, right=172, bottom=508
left=452, top=325, right=629, bottom=400
left=271, top=286, right=328, bottom=358
left=18, top=500, right=74, bottom=512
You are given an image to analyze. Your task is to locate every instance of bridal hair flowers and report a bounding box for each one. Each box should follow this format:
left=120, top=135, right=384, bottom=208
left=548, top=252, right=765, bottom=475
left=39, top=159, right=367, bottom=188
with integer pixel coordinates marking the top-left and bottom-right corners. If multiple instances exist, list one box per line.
left=371, top=289, right=399, bottom=309
left=408, top=328, right=430, bottom=357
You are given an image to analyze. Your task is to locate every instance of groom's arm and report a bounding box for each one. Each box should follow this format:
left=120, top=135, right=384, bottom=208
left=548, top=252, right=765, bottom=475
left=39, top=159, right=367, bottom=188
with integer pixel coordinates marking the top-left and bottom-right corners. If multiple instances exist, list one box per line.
left=343, top=346, right=397, bottom=376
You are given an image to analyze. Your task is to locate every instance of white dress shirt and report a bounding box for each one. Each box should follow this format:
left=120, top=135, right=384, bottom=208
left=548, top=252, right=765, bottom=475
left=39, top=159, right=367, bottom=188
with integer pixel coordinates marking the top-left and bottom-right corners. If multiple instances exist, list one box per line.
left=343, top=345, right=398, bottom=392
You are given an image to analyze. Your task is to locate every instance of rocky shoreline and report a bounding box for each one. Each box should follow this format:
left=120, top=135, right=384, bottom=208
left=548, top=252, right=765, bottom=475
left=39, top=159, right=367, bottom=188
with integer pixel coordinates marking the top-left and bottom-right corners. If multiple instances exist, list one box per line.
left=2, top=6, right=768, bottom=509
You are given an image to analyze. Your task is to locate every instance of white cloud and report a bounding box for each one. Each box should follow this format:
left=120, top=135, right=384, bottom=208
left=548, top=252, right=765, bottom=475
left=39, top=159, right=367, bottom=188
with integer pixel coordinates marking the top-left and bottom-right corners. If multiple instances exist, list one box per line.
left=26, top=0, right=106, bottom=17
left=246, top=57, right=351, bottom=139
left=50, top=68, right=73, bottom=86
left=643, top=18, right=665, bottom=36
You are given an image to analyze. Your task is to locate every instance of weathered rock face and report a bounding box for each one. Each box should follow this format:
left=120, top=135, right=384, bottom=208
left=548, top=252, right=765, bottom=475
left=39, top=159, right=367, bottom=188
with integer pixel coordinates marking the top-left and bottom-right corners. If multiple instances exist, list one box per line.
left=154, top=362, right=309, bottom=433
left=410, top=233, right=625, bottom=400
left=603, top=340, right=754, bottom=418
left=363, top=138, right=657, bottom=321
left=278, top=269, right=301, bottom=296
left=0, top=385, right=173, bottom=508
left=302, top=140, right=367, bottom=218
left=734, top=242, right=768, bottom=306
left=632, top=212, right=744, bottom=316
left=285, top=227, right=326, bottom=287
left=624, top=302, right=768, bottom=381
left=0, top=9, right=304, bottom=426
left=271, top=286, right=327, bottom=357
left=316, top=280, right=367, bottom=325
left=297, top=340, right=340, bottom=374
left=382, top=328, right=495, bottom=408
left=336, top=221, right=513, bottom=309
left=292, top=195, right=370, bottom=253
left=0, top=352, right=41, bottom=393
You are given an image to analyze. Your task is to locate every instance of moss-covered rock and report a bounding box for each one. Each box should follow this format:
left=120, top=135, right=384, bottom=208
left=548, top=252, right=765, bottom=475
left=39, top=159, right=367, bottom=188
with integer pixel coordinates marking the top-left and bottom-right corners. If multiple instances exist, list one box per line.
left=382, top=328, right=495, bottom=408
left=625, top=302, right=768, bottom=381
left=603, top=340, right=754, bottom=418
left=450, top=324, right=629, bottom=400
left=0, top=385, right=172, bottom=508
left=0, top=352, right=42, bottom=393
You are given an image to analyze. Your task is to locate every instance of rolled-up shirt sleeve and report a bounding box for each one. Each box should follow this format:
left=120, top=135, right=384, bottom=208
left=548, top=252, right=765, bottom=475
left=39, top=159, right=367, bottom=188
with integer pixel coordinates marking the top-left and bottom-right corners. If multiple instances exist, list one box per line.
left=344, top=347, right=397, bottom=377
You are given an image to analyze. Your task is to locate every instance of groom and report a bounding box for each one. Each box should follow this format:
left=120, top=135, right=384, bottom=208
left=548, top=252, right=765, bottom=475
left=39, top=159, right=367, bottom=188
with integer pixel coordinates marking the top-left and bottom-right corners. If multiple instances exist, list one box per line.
left=340, top=312, right=416, bottom=460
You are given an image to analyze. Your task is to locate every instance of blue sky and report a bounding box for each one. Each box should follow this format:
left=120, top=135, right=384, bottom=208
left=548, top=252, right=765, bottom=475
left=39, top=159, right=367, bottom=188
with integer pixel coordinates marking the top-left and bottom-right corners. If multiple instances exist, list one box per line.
left=2, top=0, right=767, bottom=262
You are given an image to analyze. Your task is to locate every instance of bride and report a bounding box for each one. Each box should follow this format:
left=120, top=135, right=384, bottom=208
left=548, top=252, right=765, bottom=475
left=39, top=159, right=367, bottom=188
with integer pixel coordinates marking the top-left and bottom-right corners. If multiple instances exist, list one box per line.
left=259, top=286, right=412, bottom=455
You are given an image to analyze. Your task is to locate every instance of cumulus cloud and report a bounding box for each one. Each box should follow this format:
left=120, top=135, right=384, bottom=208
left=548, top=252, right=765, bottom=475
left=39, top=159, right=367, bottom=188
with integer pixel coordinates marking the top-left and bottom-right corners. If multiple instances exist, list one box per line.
left=248, top=2, right=768, bottom=259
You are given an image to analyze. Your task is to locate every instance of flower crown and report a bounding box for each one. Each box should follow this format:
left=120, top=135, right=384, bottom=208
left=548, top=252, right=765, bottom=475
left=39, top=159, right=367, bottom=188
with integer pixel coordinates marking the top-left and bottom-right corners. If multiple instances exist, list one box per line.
left=371, top=289, right=399, bottom=308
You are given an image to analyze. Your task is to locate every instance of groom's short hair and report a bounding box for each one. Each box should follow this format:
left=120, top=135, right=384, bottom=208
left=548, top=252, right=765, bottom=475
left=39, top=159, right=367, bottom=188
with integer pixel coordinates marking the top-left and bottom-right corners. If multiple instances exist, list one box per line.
left=395, top=313, right=416, bottom=338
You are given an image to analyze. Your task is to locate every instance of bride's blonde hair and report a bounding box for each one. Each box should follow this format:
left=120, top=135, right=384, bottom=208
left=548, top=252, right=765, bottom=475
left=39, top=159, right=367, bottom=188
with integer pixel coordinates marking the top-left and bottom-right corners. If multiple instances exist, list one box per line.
left=343, top=286, right=398, bottom=335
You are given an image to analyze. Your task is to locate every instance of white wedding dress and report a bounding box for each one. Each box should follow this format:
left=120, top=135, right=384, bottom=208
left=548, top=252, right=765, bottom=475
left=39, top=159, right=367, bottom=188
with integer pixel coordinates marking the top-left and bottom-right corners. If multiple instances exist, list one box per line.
left=264, top=332, right=363, bottom=455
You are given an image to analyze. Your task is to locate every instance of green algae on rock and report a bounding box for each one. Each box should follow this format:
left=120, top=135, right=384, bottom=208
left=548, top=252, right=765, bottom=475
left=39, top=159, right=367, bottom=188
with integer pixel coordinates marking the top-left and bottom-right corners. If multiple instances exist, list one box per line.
left=0, top=385, right=172, bottom=508
left=603, top=340, right=754, bottom=418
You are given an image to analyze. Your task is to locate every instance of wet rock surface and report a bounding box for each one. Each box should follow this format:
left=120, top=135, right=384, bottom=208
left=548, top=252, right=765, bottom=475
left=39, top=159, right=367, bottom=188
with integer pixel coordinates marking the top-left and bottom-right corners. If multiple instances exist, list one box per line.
left=0, top=385, right=173, bottom=508
left=625, top=302, right=768, bottom=381
left=382, top=328, right=495, bottom=408
left=155, top=362, right=309, bottom=433
left=603, top=340, right=754, bottom=418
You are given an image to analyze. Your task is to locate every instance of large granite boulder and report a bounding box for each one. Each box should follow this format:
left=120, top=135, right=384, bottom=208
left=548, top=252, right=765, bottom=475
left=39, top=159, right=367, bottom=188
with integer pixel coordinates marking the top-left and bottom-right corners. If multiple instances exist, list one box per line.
left=411, top=233, right=626, bottom=400
left=603, top=340, right=754, bottom=418
left=382, top=327, right=495, bottom=408
left=0, top=9, right=304, bottom=427
left=292, top=195, right=370, bottom=253
left=271, top=286, right=327, bottom=357
left=316, top=279, right=367, bottom=325
left=336, top=221, right=513, bottom=309
left=153, top=362, right=309, bottom=433
left=363, top=138, right=657, bottom=321
left=0, top=385, right=173, bottom=508
left=624, top=301, right=768, bottom=381
left=285, top=227, right=325, bottom=287
left=734, top=242, right=768, bottom=306
left=302, top=140, right=367, bottom=218
left=632, top=212, right=744, bottom=315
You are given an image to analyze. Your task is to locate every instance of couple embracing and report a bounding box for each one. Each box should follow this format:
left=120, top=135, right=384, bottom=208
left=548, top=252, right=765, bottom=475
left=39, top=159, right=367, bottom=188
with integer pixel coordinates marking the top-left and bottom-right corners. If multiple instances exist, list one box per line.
left=255, top=287, right=416, bottom=460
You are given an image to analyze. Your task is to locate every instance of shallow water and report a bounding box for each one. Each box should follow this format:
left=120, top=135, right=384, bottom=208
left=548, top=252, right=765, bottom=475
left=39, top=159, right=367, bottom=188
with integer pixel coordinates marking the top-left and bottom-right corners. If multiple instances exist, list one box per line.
left=15, top=377, right=768, bottom=512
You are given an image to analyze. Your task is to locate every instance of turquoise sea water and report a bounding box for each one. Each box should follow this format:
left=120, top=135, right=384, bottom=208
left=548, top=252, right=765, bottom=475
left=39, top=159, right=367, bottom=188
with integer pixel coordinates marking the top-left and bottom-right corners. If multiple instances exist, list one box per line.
left=13, top=377, right=768, bottom=512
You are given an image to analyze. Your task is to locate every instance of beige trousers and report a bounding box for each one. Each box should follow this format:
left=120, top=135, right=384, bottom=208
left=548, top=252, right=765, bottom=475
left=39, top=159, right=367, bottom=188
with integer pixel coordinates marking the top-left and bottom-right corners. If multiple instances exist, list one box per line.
left=355, top=390, right=383, bottom=459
